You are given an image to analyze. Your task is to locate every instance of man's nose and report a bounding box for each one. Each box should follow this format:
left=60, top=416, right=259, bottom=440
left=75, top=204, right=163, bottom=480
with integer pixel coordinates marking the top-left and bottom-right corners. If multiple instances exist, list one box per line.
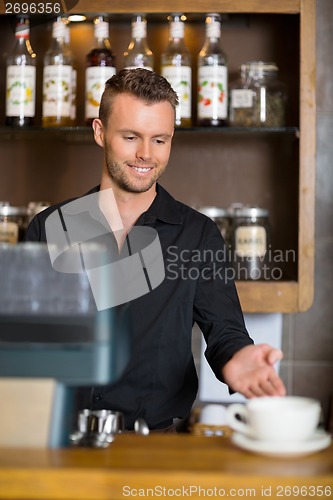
left=136, top=141, right=152, bottom=162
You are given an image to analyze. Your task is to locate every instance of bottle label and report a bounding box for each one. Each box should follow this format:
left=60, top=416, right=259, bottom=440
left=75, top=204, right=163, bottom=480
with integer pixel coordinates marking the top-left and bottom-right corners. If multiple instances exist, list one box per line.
left=6, top=65, right=36, bottom=118
left=161, top=66, right=191, bottom=120
left=85, top=66, right=116, bottom=119
left=0, top=221, right=19, bottom=244
left=235, top=226, right=267, bottom=258
left=198, top=65, right=228, bottom=119
left=42, top=65, right=72, bottom=118
left=231, top=89, right=253, bottom=108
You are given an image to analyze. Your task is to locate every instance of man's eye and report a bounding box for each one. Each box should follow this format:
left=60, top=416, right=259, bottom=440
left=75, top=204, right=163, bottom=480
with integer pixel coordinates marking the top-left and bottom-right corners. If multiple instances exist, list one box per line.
left=124, top=136, right=136, bottom=141
left=155, top=139, right=165, bottom=145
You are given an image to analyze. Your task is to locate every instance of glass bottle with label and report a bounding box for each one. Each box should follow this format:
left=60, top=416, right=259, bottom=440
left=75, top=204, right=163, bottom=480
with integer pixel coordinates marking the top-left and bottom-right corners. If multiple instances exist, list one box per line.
left=42, top=17, right=73, bottom=127
left=161, top=13, right=192, bottom=128
left=85, top=15, right=116, bottom=126
left=198, top=13, right=228, bottom=127
left=6, top=16, right=36, bottom=127
left=123, top=15, right=154, bottom=70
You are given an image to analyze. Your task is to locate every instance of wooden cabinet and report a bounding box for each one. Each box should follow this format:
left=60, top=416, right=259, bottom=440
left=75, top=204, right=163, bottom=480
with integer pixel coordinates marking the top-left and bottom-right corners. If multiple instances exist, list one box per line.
left=0, top=0, right=316, bottom=313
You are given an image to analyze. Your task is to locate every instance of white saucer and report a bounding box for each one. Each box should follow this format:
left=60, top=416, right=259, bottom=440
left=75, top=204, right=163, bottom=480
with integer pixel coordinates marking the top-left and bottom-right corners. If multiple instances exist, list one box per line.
left=231, top=430, right=331, bottom=458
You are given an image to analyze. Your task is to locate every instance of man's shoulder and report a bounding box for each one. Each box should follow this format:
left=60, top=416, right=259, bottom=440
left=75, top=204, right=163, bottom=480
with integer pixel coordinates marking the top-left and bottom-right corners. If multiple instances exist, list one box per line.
left=157, top=184, right=216, bottom=227
left=26, top=186, right=99, bottom=242
left=175, top=199, right=220, bottom=232
left=36, top=186, right=99, bottom=220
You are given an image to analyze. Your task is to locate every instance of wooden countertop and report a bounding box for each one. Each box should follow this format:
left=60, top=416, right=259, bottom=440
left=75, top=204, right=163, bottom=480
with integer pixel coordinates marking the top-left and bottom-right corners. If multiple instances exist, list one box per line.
left=0, top=435, right=332, bottom=499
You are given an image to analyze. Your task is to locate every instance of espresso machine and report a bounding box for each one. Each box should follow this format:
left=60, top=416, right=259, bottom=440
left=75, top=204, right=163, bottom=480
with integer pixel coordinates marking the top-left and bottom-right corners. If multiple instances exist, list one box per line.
left=0, top=242, right=131, bottom=447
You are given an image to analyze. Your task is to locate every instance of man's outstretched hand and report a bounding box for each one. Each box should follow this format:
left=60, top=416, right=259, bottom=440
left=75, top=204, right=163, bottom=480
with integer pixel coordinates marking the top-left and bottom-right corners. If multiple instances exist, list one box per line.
left=222, top=344, right=286, bottom=398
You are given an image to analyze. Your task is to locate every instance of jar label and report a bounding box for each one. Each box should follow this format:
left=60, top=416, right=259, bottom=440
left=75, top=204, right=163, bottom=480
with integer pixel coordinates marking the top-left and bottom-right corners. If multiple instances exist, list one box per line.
left=85, top=66, right=116, bottom=119
left=235, top=226, right=267, bottom=257
left=6, top=65, right=36, bottom=117
left=161, top=65, right=192, bottom=119
left=231, top=89, right=253, bottom=109
left=43, top=65, right=72, bottom=118
left=0, top=221, right=19, bottom=244
left=198, top=65, right=228, bottom=119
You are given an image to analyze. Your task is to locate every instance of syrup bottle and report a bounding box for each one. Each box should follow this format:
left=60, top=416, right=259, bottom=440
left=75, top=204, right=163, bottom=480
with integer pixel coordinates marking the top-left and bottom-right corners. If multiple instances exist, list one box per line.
left=6, top=16, right=36, bottom=127
left=198, top=13, right=228, bottom=127
left=85, top=15, right=116, bottom=126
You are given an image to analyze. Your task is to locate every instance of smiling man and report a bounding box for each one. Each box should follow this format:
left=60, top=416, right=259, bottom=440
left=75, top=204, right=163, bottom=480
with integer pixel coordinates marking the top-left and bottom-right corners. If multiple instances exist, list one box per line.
left=27, top=69, right=285, bottom=432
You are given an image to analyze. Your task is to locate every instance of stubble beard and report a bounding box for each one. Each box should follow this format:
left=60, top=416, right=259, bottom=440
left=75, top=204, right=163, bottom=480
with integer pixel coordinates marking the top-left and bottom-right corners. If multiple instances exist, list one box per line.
left=104, top=144, right=165, bottom=194
left=105, top=159, right=158, bottom=193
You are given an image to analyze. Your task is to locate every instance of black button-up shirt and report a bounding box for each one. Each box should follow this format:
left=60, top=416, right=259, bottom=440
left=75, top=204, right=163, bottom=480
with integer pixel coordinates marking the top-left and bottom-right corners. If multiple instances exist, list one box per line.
left=26, top=184, right=253, bottom=430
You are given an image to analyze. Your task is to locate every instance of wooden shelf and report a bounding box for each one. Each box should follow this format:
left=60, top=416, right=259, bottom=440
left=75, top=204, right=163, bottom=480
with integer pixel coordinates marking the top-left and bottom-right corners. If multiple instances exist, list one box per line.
left=0, top=126, right=299, bottom=142
left=236, top=281, right=299, bottom=313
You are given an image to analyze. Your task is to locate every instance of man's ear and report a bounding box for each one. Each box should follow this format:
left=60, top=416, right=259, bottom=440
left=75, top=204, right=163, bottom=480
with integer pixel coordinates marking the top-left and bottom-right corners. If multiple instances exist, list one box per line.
left=92, top=118, right=105, bottom=148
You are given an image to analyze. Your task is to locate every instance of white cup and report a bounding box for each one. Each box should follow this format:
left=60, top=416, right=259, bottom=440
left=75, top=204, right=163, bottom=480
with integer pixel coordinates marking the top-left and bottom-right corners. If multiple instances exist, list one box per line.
left=226, top=396, right=321, bottom=442
left=199, top=404, right=227, bottom=426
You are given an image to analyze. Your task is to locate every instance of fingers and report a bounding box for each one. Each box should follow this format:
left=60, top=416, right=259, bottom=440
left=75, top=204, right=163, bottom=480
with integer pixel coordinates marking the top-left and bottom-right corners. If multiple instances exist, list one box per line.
left=238, top=367, right=287, bottom=398
left=257, top=344, right=284, bottom=366
left=269, top=373, right=287, bottom=396
left=221, top=343, right=286, bottom=400
left=267, top=348, right=284, bottom=365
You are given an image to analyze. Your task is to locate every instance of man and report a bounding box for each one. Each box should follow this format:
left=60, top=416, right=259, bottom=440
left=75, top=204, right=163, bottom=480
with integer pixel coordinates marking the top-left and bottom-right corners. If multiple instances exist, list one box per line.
left=27, top=69, right=285, bottom=432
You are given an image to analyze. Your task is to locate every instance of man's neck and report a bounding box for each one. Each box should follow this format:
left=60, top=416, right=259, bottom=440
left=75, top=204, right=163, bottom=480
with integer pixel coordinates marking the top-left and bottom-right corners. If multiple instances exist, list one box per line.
left=99, top=176, right=157, bottom=247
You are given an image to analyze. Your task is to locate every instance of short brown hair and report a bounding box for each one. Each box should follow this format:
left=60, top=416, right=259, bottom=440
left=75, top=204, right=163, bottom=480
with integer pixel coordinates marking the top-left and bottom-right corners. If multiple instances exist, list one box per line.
left=99, top=68, right=179, bottom=126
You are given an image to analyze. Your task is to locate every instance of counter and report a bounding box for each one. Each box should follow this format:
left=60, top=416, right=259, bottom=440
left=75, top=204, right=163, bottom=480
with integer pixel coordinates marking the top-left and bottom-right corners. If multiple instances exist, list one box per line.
left=0, top=434, right=332, bottom=499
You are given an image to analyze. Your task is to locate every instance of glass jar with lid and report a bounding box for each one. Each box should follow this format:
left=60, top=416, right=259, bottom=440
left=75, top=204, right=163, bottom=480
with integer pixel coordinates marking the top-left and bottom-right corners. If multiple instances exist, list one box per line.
left=0, top=204, right=28, bottom=244
left=197, top=206, right=231, bottom=244
left=229, top=206, right=271, bottom=280
left=229, top=61, right=287, bottom=127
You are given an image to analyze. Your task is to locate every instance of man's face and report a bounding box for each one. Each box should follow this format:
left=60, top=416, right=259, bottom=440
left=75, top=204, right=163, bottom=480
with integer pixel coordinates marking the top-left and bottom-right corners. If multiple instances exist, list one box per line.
left=95, top=93, right=175, bottom=194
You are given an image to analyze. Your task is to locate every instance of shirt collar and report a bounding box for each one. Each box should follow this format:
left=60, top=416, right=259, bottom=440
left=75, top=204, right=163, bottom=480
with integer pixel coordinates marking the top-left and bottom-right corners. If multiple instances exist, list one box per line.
left=61, top=184, right=182, bottom=226
left=142, top=184, right=182, bottom=225
left=61, top=185, right=109, bottom=226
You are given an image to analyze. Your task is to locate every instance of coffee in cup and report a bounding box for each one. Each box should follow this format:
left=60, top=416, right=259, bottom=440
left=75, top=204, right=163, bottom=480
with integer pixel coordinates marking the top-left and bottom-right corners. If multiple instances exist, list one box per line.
left=226, top=396, right=321, bottom=442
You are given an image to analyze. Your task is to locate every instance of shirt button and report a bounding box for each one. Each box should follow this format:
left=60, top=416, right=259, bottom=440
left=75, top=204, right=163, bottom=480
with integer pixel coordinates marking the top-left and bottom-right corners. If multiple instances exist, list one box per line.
left=94, top=393, right=103, bottom=401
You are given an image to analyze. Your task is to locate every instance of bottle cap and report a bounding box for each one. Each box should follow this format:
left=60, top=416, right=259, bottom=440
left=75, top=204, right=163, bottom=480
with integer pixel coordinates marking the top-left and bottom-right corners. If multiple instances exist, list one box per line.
left=205, top=13, right=221, bottom=38
left=52, top=19, right=67, bottom=39
left=132, top=17, right=147, bottom=38
left=247, top=61, right=279, bottom=78
left=94, top=19, right=109, bottom=39
left=230, top=206, right=269, bottom=218
left=16, top=20, right=29, bottom=38
left=170, top=19, right=184, bottom=38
